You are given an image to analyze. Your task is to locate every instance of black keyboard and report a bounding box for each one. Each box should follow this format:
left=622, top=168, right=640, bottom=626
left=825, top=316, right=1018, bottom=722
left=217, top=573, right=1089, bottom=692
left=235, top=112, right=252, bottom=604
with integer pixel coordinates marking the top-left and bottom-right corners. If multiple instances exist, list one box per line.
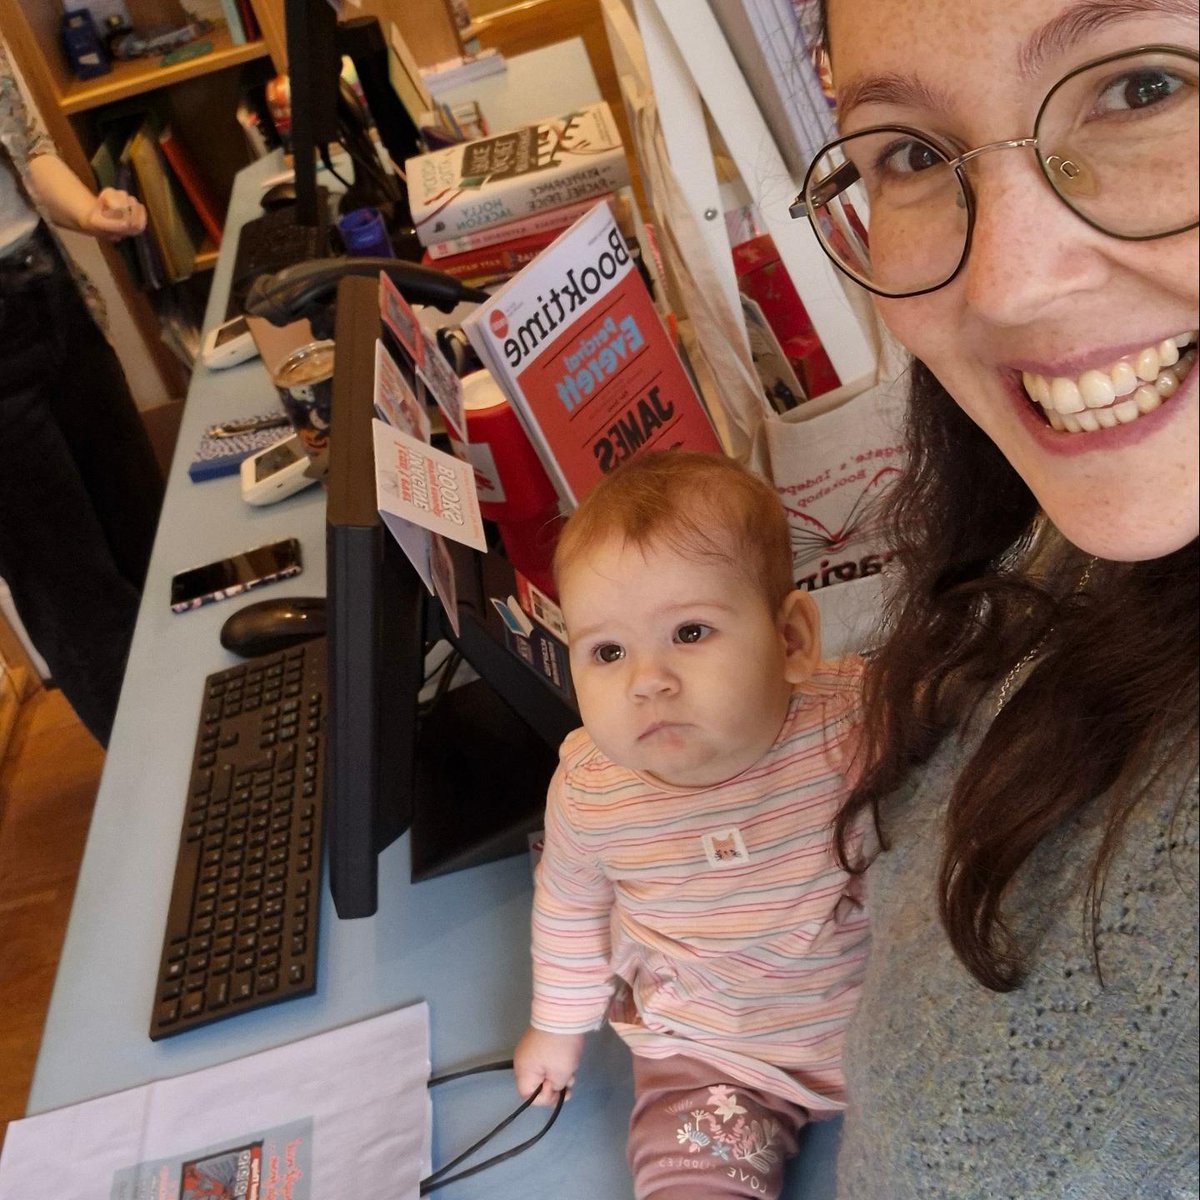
left=149, top=640, right=326, bottom=1040
left=226, top=198, right=333, bottom=320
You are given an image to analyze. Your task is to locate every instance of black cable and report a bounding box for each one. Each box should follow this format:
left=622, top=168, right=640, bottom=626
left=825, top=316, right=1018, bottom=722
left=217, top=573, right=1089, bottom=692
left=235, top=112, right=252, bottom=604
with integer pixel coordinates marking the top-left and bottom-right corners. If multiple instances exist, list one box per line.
left=419, top=1060, right=566, bottom=1195
left=429, top=1059, right=515, bottom=1087
left=317, top=144, right=353, bottom=191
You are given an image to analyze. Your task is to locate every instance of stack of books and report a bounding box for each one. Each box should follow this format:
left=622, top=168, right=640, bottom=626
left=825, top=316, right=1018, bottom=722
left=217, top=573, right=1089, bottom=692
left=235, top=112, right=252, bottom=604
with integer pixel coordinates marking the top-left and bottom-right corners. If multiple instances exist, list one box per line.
left=90, top=118, right=223, bottom=292
left=405, top=101, right=630, bottom=288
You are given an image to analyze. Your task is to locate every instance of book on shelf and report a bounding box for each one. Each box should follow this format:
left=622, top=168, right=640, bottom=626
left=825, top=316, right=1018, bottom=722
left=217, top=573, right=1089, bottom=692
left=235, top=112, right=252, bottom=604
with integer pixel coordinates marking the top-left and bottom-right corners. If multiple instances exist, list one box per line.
left=405, top=101, right=629, bottom=248
left=421, top=225, right=568, bottom=287
left=157, top=124, right=223, bottom=247
left=419, top=47, right=506, bottom=97
left=422, top=194, right=600, bottom=259
left=217, top=0, right=246, bottom=43
left=236, top=0, right=260, bottom=40
left=125, top=121, right=200, bottom=284
left=116, top=156, right=166, bottom=290
left=461, top=200, right=722, bottom=508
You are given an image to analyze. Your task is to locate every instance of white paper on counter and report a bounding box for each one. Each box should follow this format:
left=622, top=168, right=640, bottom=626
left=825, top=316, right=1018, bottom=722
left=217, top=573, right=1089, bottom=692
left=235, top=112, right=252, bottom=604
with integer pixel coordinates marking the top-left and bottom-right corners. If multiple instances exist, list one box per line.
left=0, top=1003, right=432, bottom=1200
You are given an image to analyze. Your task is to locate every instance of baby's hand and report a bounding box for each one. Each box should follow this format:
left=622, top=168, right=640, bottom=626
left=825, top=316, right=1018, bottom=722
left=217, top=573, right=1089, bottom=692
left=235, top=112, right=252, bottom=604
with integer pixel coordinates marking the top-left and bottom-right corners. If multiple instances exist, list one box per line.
left=513, top=1026, right=584, bottom=1107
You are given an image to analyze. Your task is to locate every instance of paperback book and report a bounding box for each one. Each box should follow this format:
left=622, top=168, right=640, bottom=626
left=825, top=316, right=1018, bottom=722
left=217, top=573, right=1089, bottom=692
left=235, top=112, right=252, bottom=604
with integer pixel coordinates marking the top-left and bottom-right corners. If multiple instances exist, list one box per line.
left=422, top=195, right=600, bottom=260
left=405, top=102, right=629, bottom=247
left=461, top=201, right=721, bottom=508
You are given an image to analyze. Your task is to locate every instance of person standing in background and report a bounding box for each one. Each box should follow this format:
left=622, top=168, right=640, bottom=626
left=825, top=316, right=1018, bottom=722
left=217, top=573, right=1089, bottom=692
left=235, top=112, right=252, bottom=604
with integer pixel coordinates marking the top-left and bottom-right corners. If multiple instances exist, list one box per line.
left=1, top=36, right=163, bottom=745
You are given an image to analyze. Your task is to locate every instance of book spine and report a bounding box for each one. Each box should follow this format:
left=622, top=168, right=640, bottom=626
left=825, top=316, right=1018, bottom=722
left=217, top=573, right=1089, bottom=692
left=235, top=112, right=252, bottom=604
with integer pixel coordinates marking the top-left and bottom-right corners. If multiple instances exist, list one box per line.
left=420, top=228, right=562, bottom=282
left=424, top=196, right=602, bottom=259
left=157, top=127, right=224, bottom=247
left=236, top=0, right=261, bottom=41
left=406, top=102, right=629, bottom=246
left=218, top=0, right=246, bottom=43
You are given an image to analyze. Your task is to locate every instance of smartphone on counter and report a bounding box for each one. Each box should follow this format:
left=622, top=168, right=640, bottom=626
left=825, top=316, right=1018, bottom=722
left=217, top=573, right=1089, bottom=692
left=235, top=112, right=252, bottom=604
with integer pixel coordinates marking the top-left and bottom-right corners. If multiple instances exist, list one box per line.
left=170, top=537, right=303, bottom=613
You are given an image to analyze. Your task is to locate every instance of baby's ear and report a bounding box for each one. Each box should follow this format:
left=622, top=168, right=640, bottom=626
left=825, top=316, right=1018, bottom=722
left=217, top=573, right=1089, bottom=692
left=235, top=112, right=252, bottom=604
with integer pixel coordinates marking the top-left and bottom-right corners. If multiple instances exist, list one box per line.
left=778, top=590, right=821, bottom=684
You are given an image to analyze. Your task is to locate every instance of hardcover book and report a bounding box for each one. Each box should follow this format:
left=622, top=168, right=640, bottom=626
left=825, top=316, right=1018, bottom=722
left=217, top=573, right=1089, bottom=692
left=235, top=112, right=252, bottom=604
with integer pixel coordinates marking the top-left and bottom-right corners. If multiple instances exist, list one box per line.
left=420, top=226, right=564, bottom=286
left=405, top=101, right=629, bottom=248
left=423, top=195, right=601, bottom=260
left=461, top=201, right=721, bottom=508
left=158, top=124, right=224, bottom=246
left=126, top=121, right=197, bottom=284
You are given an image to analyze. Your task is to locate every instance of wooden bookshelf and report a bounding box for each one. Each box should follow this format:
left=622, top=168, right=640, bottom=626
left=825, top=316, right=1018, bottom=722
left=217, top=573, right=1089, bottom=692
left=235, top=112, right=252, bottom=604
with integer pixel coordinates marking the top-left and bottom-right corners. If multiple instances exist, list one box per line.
left=58, top=24, right=271, bottom=116
left=1, top=0, right=286, bottom=397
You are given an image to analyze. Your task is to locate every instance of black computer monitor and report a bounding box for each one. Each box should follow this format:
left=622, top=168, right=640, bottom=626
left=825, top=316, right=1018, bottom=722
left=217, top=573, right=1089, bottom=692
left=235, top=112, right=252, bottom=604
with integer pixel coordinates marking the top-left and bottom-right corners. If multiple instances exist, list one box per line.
left=323, top=277, right=578, bottom=918
left=284, top=0, right=342, bottom=228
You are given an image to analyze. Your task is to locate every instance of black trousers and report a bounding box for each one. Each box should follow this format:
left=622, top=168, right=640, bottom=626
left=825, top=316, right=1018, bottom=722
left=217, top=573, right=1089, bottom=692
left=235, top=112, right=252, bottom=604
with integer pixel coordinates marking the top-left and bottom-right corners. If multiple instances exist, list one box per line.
left=0, top=226, right=164, bottom=744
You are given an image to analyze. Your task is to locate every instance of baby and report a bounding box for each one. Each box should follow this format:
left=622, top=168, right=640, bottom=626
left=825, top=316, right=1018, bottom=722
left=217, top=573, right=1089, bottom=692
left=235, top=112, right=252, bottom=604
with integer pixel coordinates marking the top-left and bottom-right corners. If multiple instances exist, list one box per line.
left=513, top=450, right=869, bottom=1199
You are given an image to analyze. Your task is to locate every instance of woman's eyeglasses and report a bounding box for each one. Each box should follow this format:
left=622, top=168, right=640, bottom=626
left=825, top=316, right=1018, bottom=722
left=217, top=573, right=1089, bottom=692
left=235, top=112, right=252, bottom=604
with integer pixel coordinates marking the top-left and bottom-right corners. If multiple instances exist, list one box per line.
left=791, top=45, right=1200, bottom=298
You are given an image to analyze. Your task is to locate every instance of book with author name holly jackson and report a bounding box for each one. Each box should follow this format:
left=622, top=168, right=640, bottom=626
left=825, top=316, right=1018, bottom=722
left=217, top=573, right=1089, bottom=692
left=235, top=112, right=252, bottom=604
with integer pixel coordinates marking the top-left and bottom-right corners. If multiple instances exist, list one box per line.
left=461, top=201, right=721, bottom=508
left=405, top=102, right=629, bottom=248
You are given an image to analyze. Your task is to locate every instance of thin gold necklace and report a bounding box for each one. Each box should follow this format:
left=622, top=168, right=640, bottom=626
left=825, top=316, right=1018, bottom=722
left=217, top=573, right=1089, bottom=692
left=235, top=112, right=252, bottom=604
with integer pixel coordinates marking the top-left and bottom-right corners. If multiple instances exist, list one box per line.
left=992, top=557, right=1096, bottom=717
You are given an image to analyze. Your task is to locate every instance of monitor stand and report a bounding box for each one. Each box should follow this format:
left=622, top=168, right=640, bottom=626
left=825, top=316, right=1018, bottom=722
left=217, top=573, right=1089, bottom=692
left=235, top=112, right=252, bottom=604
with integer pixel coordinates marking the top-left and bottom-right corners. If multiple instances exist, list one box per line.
left=410, top=542, right=579, bottom=882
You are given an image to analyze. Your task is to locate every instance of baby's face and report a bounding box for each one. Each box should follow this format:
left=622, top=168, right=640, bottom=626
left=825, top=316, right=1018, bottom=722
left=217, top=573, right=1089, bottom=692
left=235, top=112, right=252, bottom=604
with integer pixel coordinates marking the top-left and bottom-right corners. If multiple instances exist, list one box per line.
left=558, top=535, right=799, bottom=788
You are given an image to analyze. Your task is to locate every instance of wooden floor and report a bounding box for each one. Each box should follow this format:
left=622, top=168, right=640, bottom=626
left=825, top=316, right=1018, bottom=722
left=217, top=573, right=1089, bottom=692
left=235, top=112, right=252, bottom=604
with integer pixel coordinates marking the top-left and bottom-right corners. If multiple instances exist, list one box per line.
left=0, top=688, right=102, bottom=1155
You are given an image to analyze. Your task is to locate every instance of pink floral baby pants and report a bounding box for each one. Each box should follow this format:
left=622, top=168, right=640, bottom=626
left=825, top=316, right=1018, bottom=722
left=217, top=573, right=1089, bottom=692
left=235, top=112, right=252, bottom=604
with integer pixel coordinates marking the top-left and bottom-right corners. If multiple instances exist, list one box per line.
left=626, top=1053, right=809, bottom=1198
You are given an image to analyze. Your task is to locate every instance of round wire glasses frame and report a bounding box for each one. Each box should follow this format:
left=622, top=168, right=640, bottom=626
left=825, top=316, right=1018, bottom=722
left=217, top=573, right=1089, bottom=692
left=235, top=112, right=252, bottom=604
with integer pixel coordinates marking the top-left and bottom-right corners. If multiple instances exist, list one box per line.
left=789, top=44, right=1200, bottom=299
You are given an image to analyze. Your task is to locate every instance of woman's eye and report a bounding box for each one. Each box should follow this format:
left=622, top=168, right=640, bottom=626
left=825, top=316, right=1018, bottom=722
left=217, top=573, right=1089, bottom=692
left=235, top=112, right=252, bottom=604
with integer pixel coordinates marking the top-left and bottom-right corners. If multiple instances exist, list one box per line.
left=674, top=623, right=710, bottom=644
left=593, top=643, right=625, bottom=664
left=877, top=137, right=944, bottom=176
left=1095, top=68, right=1183, bottom=114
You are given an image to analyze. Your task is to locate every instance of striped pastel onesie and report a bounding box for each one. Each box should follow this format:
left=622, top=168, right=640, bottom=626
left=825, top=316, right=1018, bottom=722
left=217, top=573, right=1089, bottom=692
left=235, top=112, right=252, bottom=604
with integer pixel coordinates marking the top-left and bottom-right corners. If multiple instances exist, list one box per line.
left=530, top=659, right=870, bottom=1195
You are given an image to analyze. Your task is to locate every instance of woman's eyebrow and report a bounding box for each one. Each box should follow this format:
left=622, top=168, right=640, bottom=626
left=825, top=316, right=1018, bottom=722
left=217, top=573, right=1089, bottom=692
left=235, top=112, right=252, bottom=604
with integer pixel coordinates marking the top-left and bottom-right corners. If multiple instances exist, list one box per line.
left=836, top=0, right=1197, bottom=121
left=1019, top=0, right=1198, bottom=77
left=835, top=72, right=952, bottom=122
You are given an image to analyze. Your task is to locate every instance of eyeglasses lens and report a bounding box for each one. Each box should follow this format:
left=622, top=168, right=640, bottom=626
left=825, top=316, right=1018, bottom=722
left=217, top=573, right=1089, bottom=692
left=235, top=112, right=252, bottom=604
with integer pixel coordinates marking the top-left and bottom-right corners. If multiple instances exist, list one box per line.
left=1036, top=48, right=1199, bottom=240
left=803, top=47, right=1198, bottom=297
left=805, top=130, right=968, bottom=296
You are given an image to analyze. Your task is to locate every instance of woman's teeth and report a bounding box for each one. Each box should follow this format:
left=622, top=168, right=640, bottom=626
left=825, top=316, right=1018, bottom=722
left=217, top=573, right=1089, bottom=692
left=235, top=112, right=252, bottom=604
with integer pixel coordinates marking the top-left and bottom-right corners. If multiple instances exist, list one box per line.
left=1022, top=332, right=1197, bottom=433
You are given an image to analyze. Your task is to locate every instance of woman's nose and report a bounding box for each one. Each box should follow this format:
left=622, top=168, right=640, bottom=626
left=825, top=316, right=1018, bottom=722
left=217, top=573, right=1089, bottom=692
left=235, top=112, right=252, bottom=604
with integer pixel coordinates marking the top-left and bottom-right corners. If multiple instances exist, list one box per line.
left=958, top=152, right=1111, bottom=325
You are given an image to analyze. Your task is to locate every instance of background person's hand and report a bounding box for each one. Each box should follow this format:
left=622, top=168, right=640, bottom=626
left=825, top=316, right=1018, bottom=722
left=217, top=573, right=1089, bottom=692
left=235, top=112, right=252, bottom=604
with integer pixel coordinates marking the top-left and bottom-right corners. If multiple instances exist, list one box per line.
left=83, top=188, right=147, bottom=241
left=513, top=1026, right=584, bottom=1107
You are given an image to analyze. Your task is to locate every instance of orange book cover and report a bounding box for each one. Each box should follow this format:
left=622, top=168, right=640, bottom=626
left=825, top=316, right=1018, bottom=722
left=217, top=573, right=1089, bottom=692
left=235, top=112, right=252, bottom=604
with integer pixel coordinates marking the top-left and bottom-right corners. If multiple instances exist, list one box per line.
left=461, top=201, right=721, bottom=507
left=157, top=125, right=223, bottom=247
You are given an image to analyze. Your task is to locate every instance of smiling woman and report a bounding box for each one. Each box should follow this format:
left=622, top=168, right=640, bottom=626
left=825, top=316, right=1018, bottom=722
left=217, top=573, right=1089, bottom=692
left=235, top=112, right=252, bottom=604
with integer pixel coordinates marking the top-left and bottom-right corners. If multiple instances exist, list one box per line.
left=800, top=0, right=1199, bottom=1196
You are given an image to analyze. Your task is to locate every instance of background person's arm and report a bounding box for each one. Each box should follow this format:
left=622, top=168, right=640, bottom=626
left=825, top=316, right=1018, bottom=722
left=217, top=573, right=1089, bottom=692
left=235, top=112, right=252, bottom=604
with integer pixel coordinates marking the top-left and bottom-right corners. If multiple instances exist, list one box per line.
left=27, top=153, right=145, bottom=241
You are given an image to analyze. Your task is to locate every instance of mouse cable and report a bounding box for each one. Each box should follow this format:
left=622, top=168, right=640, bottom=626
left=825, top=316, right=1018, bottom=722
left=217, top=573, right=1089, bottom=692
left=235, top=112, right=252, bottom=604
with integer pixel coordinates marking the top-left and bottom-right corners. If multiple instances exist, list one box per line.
left=419, top=1059, right=565, bottom=1195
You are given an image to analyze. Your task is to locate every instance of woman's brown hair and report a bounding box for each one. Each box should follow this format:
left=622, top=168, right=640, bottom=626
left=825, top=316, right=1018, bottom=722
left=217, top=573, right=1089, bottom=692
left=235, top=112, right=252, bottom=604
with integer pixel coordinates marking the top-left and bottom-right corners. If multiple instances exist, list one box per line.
left=833, top=360, right=1199, bottom=990
left=812, top=0, right=1198, bottom=992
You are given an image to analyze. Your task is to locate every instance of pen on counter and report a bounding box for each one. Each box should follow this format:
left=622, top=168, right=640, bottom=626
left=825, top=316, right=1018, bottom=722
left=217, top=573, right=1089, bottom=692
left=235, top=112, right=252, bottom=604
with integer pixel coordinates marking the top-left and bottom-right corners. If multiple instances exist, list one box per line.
left=206, top=414, right=292, bottom=439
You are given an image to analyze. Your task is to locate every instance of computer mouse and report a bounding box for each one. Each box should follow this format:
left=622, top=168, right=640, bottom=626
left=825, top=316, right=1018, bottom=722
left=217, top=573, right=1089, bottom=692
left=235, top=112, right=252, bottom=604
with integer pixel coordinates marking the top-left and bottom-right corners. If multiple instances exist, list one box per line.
left=260, top=181, right=298, bottom=212
left=220, top=595, right=326, bottom=657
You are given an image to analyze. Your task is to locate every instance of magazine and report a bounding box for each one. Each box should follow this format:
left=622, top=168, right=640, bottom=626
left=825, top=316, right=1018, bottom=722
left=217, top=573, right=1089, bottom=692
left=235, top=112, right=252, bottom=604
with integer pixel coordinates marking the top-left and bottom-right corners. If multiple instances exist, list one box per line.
left=461, top=200, right=722, bottom=507
left=405, top=102, right=629, bottom=247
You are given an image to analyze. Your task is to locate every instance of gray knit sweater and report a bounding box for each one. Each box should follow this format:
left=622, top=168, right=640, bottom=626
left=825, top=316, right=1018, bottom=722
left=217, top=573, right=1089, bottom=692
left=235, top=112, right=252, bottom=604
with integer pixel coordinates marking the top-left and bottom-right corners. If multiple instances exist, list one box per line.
left=836, top=724, right=1199, bottom=1199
